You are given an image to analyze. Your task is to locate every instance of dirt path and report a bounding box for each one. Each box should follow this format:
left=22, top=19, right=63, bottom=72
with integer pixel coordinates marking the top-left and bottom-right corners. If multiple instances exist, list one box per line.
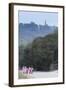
left=31, top=70, right=58, bottom=78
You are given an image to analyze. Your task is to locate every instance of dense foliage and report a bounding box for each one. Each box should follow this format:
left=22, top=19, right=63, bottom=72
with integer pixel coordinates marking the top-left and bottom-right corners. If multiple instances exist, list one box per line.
left=19, top=30, right=58, bottom=71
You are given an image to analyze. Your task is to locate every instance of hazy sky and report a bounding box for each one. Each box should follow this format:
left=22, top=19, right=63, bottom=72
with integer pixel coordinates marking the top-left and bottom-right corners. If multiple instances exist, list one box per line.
left=19, top=11, right=58, bottom=26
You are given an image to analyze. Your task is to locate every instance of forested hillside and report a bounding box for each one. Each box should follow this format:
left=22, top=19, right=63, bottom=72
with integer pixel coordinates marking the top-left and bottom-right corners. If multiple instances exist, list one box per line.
left=19, top=30, right=58, bottom=71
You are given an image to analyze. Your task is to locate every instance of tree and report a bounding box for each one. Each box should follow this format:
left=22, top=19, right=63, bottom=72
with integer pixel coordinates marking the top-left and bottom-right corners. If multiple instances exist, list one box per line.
left=19, top=29, right=58, bottom=71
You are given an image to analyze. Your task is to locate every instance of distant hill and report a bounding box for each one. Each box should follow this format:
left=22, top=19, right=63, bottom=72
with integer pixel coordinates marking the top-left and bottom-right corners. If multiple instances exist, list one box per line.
left=19, top=22, right=58, bottom=46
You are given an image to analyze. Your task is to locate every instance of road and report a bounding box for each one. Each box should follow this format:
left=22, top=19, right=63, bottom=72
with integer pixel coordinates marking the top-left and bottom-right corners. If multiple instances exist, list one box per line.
left=31, top=70, right=58, bottom=78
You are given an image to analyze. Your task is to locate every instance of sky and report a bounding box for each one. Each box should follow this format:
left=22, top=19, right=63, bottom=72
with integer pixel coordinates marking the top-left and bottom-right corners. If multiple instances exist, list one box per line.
left=19, top=11, right=58, bottom=26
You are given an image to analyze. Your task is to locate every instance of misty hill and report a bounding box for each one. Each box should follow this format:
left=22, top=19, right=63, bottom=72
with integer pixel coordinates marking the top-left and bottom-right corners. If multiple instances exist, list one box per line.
left=19, top=22, right=58, bottom=46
